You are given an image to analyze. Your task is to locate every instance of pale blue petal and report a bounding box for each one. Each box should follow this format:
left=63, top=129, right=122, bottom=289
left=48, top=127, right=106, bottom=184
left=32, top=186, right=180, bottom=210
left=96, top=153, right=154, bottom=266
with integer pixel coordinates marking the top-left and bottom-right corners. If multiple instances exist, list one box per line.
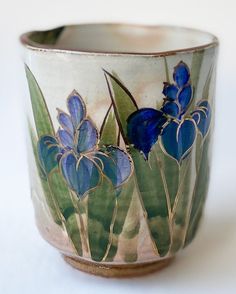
left=76, top=156, right=100, bottom=197
left=67, top=91, right=86, bottom=128
left=57, top=110, right=74, bottom=134
left=60, top=152, right=78, bottom=192
left=57, top=129, right=74, bottom=149
left=76, top=119, right=98, bottom=153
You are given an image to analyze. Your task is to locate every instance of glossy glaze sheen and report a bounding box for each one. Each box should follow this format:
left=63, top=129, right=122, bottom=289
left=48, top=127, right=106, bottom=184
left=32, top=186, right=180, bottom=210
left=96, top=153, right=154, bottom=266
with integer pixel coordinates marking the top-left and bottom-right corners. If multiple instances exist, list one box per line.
left=21, top=24, right=218, bottom=276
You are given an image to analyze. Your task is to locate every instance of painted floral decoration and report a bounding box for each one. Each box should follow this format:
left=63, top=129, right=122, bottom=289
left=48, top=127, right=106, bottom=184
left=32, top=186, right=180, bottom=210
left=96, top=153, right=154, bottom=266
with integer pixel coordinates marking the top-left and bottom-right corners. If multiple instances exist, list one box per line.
left=127, top=61, right=212, bottom=162
left=38, top=91, right=132, bottom=198
left=191, top=100, right=212, bottom=138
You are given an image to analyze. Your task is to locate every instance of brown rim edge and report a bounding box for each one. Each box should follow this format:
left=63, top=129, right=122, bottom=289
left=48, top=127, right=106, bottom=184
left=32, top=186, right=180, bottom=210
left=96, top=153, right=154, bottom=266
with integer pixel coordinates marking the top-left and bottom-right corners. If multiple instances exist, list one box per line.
left=20, top=23, right=219, bottom=57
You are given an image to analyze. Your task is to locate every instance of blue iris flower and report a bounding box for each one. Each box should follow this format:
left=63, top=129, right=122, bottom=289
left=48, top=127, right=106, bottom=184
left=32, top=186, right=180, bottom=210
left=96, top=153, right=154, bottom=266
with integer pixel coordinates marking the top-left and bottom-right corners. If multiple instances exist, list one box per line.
left=38, top=90, right=132, bottom=198
left=127, top=61, right=212, bottom=162
left=161, top=61, right=192, bottom=119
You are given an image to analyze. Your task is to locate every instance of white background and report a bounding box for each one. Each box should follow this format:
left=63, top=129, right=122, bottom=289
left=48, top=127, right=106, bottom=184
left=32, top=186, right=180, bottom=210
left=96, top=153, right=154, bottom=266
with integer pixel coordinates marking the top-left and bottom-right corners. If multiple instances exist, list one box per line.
left=0, top=0, right=236, bottom=293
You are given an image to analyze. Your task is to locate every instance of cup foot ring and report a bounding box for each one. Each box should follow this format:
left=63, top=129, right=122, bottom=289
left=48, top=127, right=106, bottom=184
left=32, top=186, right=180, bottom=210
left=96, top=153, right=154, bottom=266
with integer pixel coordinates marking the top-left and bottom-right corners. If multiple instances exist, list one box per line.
left=63, top=255, right=174, bottom=278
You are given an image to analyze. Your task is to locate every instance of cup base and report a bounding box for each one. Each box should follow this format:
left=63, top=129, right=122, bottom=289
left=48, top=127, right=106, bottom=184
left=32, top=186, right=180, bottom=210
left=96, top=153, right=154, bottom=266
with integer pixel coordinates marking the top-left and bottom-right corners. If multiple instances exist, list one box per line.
left=63, top=255, right=174, bottom=278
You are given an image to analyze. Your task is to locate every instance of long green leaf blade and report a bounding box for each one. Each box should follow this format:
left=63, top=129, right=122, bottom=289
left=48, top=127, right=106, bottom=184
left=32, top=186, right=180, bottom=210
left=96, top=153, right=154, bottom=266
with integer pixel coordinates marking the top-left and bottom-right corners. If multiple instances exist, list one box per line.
left=64, top=214, right=83, bottom=256
left=88, top=178, right=116, bottom=262
left=104, top=178, right=135, bottom=261
left=25, top=65, right=55, bottom=137
left=48, top=169, right=83, bottom=255
left=202, top=64, right=214, bottom=100
left=184, top=135, right=211, bottom=246
left=170, top=155, right=193, bottom=253
left=99, top=104, right=117, bottom=147
left=131, top=148, right=171, bottom=256
left=191, top=50, right=204, bottom=98
left=119, top=187, right=140, bottom=263
left=157, top=145, right=179, bottom=210
left=104, top=71, right=138, bottom=143
left=188, top=50, right=204, bottom=112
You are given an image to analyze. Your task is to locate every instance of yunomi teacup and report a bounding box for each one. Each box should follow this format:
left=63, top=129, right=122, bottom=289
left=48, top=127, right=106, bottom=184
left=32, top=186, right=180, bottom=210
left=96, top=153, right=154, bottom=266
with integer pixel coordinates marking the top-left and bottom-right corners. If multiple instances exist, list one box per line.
left=20, top=24, right=218, bottom=277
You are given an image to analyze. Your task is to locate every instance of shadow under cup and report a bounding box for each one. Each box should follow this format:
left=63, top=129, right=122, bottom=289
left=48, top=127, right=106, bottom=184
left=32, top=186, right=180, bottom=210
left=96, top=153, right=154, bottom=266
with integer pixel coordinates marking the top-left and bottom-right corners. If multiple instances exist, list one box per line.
left=20, top=24, right=219, bottom=277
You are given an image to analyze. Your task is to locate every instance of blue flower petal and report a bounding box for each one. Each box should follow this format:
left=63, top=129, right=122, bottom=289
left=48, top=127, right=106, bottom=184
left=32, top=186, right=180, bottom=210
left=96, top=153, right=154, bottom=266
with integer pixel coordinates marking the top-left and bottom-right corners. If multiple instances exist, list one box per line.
left=161, top=119, right=196, bottom=162
left=173, top=61, right=190, bottom=88
left=198, top=111, right=211, bottom=137
left=67, top=91, right=86, bottom=128
left=57, top=129, right=74, bottom=149
left=60, top=152, right=78, bottom=192
left=76, top=119, right=98, bottom=153
left=197, top=100, right=211, bottom=116
left=38, top=135, right=60, bottom=175
left=192, top=112, right=201, bottom=125
left=191, top=100, right=211, bottom=137
left=94, top=147, right=132, bottom=187
left=94, top=153, right=120, bottom=186
left=162, top=83, right=178, bottom=100
left=77, top=156, right=100, bottom=197
left=162, top=101, right=180, bottom=117
left=57, top=109, right=74, bottom=134
left=107, top=147, right=132, bottom=185
left=60, top=153, right=100, bottom=198
left=178, top=84, right=192, bottom=113
left=127, top=108, right=167, bottom=159
left=198, top=100, right=210, bottom=108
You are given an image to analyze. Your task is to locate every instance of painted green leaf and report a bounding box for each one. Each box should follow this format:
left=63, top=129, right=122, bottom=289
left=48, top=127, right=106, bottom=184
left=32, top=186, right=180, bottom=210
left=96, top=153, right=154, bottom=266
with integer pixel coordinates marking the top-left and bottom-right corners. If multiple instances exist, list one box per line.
left=48, top=169, right=83, bottom=255
left=131, top=147, right=171, bottom=256
left=25, top=65, right=55, bottom=137
left=104, top=71, right=171, bottom=256
left=120, top=187, right=140, bottom=263
left=156, top=144, right=179, bottom=210
left=184, top=135, right=211, bottom=246
left=29, top=126, right=62, bottom=225
left=64, top=214, right=83, bottom=256
left=99, top=104, right=117, bottom=147
left=170, top=154, right=193, bottom=253
left=194, top=134, right=203, bottom=174
left=104, top=178, right=135, bottom=261
left=202, top=65, right=214, bottom=100
left=88, top=177, right=116, bottom=262
left=48, top=169, right=76, bottom=219
left=188, top=50, right=204, bottom=112
left=202, top=47, right=216, bottom=101
left=191, top=50, right=204, bottom=97
left=104, top=71, right=138, bottom=142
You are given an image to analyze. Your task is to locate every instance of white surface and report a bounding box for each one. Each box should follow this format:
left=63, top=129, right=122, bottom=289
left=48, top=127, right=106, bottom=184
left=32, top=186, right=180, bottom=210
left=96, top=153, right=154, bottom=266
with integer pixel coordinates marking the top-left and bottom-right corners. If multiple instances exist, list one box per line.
left=0, top=0, right=235, bottom=293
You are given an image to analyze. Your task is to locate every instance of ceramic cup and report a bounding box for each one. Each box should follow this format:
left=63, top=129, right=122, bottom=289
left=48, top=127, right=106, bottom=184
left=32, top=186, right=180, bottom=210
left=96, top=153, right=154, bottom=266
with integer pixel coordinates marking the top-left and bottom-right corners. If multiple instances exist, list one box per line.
left=20, top=24, right=219, bottom=277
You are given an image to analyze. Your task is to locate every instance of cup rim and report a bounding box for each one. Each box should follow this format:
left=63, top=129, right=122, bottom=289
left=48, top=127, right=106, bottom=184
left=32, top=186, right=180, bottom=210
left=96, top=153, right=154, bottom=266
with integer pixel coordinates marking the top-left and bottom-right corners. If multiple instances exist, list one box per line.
left=20, top=23, right=219, bottom=57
